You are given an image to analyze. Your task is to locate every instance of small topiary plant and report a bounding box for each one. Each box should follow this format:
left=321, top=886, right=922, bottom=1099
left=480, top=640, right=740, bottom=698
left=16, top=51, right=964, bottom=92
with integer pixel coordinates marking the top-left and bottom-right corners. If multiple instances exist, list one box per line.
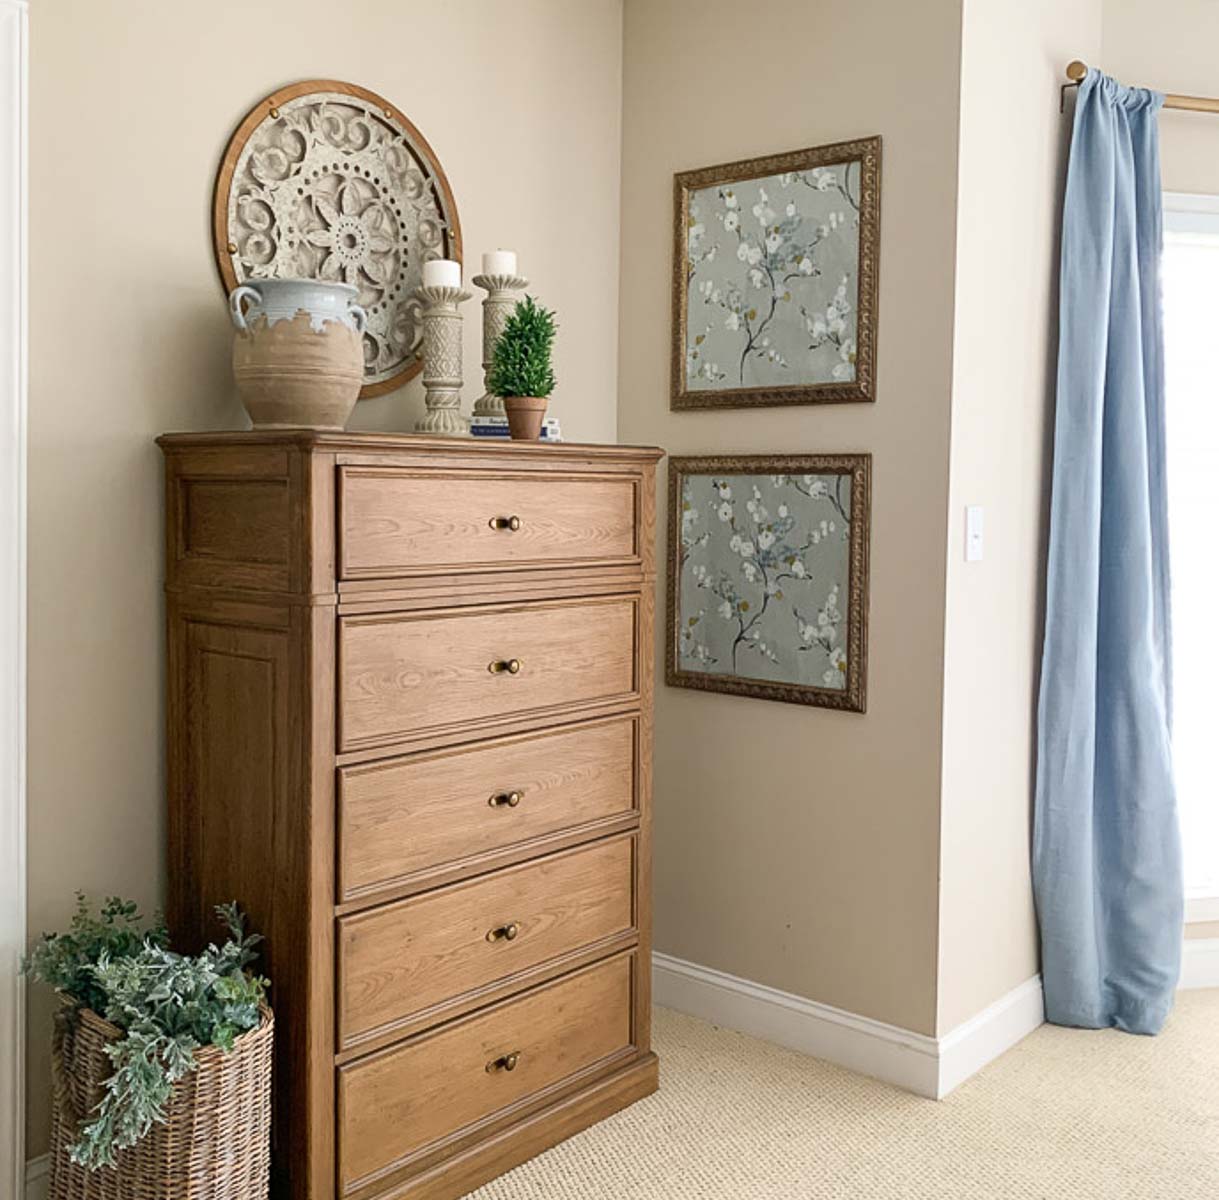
left=24, top=894, right=269, bottom=1169
left=487, top=295, right=557, bottom=399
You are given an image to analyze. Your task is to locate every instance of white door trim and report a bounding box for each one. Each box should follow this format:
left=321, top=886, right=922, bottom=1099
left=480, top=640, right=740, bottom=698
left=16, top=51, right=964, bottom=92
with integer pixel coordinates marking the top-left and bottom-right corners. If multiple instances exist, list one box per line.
left=0, top=1, right=28, bottom=1196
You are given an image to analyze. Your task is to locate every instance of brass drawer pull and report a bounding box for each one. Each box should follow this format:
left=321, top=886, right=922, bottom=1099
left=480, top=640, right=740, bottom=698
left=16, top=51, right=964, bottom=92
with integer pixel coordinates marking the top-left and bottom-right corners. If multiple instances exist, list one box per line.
left=485, top=921, right=520, bottom=943
left=489, top=515, right=522, bottom=531
left=487, top=658, right=522, bottom=675
left=486, top=1050, right=521, bottom=1074
left=488, top=790, right=523, bottom=809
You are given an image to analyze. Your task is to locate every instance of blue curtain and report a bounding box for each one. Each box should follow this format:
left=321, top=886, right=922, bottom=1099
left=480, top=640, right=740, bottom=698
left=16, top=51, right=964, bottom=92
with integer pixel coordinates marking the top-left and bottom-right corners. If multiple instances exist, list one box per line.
left=1034, top=69, right=1182, bottom=1035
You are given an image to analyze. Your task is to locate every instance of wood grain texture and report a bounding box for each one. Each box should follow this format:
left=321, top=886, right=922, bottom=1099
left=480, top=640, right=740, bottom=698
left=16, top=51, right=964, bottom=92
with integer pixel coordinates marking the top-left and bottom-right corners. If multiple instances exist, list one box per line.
left=164, top=446, right=294, bottom=594
left=366, top=1052, right=658, bottom=1200
left=339, top=716, right=637, bottom=903
left=160, top=432, right=662, bottom=1200
left=340, top=469, right=638, bottom=578
left=167, top=599, right=334, bottom=1200
left=338, top=955, right=634, bottom=1194
left=159, top=429, right=665, bottom=465
left=338, top=596, right=638, bottom=752
left=181, top=479, right=289, bottom=566
left=633, top=583, right=656, bottom=1055
left=338, top=836, right=635, bottom=1050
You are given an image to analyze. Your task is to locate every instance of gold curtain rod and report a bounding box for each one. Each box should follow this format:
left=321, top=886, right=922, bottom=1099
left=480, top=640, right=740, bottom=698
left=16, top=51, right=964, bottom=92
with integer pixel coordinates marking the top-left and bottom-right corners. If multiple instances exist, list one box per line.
left=1064, top=59, right=1219, bottom=114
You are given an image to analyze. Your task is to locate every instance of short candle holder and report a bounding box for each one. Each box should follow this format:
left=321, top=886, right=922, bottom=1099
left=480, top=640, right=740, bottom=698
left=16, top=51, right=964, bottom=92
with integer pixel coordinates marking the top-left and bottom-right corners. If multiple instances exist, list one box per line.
left=413, top=284, right=473, bottom=435
left=472, top=273, right=530, bottom=419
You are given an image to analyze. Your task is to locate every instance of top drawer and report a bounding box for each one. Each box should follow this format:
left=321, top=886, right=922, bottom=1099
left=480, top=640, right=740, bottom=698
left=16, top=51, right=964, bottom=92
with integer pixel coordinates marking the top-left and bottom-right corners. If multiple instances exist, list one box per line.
left=339, top=468, right=639, bottom=580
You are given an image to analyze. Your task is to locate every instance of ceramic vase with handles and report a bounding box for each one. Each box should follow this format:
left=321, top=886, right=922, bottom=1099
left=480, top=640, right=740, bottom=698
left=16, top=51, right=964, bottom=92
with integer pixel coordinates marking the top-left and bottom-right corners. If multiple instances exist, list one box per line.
left=230, top=278, right=367, bottom=430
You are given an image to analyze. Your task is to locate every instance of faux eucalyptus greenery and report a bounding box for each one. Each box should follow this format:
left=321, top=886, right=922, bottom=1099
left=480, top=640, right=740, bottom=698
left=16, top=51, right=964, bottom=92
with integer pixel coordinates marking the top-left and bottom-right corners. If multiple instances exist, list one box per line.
left=24, top=894, right=269, bottom=1170
left=487, top=295, right=557, bottom=399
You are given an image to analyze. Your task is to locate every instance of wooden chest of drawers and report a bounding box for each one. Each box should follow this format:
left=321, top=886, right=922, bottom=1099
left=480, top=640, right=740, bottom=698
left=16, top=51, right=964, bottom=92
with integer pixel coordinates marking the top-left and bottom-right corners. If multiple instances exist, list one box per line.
left=158, top=431, right=663, bottom=1200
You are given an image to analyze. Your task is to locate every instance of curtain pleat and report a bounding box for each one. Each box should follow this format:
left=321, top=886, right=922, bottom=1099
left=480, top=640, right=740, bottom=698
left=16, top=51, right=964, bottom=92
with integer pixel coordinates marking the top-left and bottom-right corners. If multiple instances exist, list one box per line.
left=1033, top=68, right=1182, bottom=1035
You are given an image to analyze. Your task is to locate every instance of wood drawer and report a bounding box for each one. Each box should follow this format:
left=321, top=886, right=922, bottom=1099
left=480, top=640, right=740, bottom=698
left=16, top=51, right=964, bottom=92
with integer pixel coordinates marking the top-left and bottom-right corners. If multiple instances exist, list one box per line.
left=337, top=836, right=635, bottom=1050
left=339, top=468, right=638, bottom=580
left=338, top=954, right=634, bottom=1194
left=338, top=596, right=638, bottom=752
left=338, top=716, right=638, bottom=903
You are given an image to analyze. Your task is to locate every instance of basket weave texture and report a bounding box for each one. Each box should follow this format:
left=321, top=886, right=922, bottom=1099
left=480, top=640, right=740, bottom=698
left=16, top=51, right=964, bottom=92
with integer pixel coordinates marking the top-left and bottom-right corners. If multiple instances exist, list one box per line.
left=49, top=1001, right=273, bottom=1200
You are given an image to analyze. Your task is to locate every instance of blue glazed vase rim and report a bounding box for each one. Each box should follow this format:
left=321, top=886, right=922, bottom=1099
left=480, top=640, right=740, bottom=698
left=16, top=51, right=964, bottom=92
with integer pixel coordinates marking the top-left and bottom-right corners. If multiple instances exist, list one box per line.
left=245, top=277, right=358, bottom=298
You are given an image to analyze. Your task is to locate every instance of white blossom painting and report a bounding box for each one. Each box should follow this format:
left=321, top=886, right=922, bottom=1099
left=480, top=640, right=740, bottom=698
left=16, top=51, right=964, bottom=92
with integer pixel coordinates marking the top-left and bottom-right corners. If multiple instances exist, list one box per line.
left=666, top=455, right=871, bottom=711
left=672, top=137, right=880, bottom=409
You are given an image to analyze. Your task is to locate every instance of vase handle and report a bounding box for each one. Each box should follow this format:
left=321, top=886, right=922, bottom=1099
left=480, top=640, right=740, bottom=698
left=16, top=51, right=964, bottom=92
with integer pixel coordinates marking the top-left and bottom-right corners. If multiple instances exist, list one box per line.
left=349, top=303, right=368, bottom=335
left=229, top=285, right=261, bottom=332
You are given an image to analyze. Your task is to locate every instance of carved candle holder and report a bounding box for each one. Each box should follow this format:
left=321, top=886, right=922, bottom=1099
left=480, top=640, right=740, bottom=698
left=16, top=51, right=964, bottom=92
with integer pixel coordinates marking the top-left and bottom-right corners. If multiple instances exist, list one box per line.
left=413, top=284, right=473, bottom=435
left=471, top=273, right=530, bottom=418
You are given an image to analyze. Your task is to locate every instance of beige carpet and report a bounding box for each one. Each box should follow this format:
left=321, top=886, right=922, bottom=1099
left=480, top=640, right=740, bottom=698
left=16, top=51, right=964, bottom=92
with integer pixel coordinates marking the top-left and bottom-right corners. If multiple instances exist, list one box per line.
left=469, top=990, right=1219, bottom=1199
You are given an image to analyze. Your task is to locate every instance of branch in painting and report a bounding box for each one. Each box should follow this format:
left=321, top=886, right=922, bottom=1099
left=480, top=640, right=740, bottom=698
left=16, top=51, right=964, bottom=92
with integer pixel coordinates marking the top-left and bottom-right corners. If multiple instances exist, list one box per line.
left=678, top=473, right=851, bottom=683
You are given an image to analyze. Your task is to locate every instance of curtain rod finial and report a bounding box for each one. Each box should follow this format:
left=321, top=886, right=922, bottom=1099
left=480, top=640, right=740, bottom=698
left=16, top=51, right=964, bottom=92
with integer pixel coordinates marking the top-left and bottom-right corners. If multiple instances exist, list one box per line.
left=1066, top=60, right=1088, bottom=83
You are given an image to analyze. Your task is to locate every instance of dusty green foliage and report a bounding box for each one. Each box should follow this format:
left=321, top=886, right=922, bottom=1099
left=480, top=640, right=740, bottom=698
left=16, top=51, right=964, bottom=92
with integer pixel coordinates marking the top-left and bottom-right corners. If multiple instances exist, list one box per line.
left=24, top=899, right=269, bottom=1170
left=487, top=295, right=557, bottom=398
left=23, top=894, right=168, bottom=1014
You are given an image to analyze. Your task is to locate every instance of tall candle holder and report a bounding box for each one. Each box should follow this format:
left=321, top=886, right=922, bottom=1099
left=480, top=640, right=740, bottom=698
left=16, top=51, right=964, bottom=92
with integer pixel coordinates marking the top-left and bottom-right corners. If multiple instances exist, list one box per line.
left=413, top=284, right=473, bottom=435
left=471, top=273, right=530, bottom=418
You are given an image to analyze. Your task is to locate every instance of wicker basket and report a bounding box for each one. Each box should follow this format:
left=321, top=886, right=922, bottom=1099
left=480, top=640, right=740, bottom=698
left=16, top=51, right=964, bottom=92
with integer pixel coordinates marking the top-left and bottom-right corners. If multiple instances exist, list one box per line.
left=49, top=1002, right=273, bottom=1200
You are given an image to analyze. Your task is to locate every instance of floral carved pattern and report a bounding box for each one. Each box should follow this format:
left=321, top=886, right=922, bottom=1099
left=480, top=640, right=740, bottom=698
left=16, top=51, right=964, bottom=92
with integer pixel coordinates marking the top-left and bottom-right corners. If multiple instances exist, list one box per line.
left=215, top=82, right=460, bottom=397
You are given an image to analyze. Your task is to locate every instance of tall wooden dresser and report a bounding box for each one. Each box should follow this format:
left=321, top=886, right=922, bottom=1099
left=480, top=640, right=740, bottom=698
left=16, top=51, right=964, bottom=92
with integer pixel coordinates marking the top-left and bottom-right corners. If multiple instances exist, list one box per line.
left=158, top=431, right=664, bottom=1200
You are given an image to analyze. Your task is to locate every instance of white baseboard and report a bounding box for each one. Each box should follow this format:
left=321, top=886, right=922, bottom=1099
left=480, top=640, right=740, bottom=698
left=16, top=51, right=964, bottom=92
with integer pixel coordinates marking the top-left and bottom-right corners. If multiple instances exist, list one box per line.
left=936, top=974, right=1046, bottom=1096
left=1181, top=938, right=1219, bottom=990
left=24, top=1153, right=46, bottom=1200
left=652, top=952, right=1044, bottom=1100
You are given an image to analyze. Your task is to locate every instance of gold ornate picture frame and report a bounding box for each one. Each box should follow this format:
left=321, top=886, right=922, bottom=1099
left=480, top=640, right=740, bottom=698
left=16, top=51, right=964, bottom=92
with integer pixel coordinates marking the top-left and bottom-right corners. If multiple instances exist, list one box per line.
left=672, top=137, right=881, bottom=409
left=666, top=454, right=871, bottom=711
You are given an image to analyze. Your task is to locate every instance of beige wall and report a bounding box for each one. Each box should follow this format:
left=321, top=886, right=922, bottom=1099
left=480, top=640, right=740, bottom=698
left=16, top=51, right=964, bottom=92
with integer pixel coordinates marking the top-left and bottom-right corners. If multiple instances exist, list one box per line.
left=1103, top=0, right=1219, bottom=196
left=936, top=0, right=1103, bottom=1034
left=619, top=0, right=965, bottom=1036
left=25, top=0, right=623, bottom=1156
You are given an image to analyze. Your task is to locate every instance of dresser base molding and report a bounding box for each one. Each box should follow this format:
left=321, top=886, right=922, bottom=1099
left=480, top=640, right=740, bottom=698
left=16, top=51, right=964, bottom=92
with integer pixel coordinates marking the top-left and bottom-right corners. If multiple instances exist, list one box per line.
left=362, top=1053, right=659, bottom=1200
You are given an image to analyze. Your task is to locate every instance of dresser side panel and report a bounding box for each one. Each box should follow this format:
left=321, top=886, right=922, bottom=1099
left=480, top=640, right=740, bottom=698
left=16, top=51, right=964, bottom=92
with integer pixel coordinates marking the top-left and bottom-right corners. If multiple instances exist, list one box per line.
left=163, top=441, right=338, bottom=1200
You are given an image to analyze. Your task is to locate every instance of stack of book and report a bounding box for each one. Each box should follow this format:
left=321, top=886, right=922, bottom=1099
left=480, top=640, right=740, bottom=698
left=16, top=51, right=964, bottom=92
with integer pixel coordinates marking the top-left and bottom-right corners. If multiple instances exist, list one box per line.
left=469, top=414, right=563, bottom=442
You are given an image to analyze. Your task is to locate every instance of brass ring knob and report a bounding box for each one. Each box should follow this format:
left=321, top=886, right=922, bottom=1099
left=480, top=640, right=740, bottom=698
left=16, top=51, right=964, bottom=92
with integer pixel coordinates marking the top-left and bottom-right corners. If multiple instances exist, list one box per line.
left=489, top=790, right=523, bottom=808
left=486, top=1050, right=521, bottom=1073
left=489, top=516, right=521, bottom=531
left=486, top=921, right=520, bottom=943
left=488, top=658, right=521, bottom=675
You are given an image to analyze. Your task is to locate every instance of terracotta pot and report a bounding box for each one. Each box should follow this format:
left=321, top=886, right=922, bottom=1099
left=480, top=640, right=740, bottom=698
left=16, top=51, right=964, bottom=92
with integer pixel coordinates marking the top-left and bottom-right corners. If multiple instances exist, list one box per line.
left=230, top=279, right=367, bottom=431
left=503, top=396, right=549, bottom=440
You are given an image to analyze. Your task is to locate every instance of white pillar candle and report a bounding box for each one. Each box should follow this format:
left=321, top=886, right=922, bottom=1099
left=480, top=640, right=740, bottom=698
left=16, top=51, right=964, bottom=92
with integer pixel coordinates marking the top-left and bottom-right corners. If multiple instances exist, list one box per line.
left=482, top=249, right=518, bottom=277
left=423, top=258, right=462, bottom=289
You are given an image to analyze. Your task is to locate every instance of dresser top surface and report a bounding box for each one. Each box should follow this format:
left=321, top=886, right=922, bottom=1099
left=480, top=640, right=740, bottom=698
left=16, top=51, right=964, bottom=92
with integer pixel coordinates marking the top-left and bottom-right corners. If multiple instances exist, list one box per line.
left=157, top=429, right=665, bottom=464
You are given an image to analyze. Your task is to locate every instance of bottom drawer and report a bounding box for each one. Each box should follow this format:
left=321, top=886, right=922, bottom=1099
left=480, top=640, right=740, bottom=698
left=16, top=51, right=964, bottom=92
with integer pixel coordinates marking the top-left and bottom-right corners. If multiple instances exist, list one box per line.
left=338, top=954, right=634, bottom=1193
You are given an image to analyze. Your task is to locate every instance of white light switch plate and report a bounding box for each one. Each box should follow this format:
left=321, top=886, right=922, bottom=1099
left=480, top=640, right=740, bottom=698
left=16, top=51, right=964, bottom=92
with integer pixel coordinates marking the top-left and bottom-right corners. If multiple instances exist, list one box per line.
left=965, top=505, right=984, bottom=562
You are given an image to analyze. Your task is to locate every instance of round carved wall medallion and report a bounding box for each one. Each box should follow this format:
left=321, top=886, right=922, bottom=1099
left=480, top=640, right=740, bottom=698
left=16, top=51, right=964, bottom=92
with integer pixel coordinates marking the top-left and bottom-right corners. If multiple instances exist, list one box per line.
left=213, top=80, right=461, bottom=398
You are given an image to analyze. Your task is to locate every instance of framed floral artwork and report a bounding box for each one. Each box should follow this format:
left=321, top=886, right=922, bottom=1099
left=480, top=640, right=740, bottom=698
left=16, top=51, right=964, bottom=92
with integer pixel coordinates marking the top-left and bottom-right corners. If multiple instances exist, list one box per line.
left=666, top=455, right=871, bottom=711
left=672, top=136, right=881, bottom=409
